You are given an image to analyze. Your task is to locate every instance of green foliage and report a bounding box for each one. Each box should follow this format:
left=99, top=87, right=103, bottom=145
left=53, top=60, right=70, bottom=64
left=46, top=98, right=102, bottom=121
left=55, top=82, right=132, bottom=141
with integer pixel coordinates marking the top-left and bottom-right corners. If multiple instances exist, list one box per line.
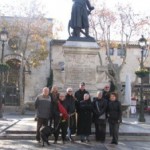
left=0, top=63, right=10, bottom=72
left=0, top=1, right=55, bottom=68
left=135, top=69, right=150, bottom=78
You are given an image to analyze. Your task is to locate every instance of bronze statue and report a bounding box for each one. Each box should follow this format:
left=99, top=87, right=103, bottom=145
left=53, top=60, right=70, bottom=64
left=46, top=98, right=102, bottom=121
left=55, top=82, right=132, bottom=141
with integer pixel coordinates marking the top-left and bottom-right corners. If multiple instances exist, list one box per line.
left=69, top=0, right=94, bottom=38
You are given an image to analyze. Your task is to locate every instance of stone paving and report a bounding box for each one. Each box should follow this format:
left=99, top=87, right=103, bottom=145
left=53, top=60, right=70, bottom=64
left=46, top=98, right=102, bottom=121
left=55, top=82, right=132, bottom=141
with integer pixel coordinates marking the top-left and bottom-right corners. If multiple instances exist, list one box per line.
left=0, top=140, right=107, bottom=150
left=0, top=140, right=150, bottom=150
left=0, top=112, right=150, bottom=149
left=0, top=112, right=150, bottom=140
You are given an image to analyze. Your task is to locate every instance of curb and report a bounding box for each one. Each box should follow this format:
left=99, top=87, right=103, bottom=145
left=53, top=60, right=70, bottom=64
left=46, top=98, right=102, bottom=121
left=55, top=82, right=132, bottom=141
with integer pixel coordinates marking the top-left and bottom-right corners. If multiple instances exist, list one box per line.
left=0, top=119, right=20, bottom=134
left=1, top=134, right=150, bottom=141
left=2, top=131, right=150, bottom=137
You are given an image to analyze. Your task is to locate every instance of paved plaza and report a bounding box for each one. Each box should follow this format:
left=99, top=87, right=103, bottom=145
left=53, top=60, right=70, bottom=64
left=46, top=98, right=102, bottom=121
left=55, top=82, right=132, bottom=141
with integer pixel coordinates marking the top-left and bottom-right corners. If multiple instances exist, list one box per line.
left=0, top=140, right=150, bottom=150
left=0, top=112, right=150, bottom=149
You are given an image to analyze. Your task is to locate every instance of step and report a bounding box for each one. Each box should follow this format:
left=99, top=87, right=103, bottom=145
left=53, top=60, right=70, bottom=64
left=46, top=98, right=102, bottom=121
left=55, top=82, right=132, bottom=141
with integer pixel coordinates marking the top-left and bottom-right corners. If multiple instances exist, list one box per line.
left=1, top=134, right=150, bottom=141
left=5, top=129, right=150, bottom=136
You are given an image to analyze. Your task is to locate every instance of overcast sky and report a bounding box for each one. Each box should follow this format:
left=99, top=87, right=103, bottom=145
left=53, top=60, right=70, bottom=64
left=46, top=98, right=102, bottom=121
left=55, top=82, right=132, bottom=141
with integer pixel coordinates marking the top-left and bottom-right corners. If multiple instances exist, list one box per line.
left=0, top=0, right=149, bottom=39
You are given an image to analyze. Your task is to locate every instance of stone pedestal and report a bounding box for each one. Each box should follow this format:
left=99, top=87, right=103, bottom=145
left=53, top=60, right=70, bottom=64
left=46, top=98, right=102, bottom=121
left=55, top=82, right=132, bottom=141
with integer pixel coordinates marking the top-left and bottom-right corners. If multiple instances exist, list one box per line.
left=63, top=41, right=99, bottom=93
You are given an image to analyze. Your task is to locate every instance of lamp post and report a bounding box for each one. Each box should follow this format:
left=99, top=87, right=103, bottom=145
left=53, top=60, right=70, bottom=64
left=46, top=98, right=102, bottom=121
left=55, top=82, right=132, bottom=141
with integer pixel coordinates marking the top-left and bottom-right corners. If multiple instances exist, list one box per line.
left=0, top=28, right=8, bottom=63
left=0, top=28, right=8, bottom=118
left=138, top=35, right=147, bottom=122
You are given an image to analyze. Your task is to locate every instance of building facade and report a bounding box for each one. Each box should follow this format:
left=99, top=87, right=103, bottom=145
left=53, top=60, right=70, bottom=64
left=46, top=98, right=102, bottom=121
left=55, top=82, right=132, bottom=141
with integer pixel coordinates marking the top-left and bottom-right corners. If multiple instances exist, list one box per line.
left=1, top=23, right=150, bottom=110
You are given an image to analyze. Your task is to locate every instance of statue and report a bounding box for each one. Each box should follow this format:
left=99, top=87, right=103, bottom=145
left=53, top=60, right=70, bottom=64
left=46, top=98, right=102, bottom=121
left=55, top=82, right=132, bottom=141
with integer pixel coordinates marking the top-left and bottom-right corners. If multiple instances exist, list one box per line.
left=69, top=0, right=94, bottom=39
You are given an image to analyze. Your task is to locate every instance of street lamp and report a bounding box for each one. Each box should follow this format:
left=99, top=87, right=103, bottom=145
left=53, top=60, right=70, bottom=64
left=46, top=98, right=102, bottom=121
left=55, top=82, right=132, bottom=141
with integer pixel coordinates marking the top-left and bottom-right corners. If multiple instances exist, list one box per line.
left=138, top=35, right=147, bottom=122
left=0, top=28, right=8, bottom=63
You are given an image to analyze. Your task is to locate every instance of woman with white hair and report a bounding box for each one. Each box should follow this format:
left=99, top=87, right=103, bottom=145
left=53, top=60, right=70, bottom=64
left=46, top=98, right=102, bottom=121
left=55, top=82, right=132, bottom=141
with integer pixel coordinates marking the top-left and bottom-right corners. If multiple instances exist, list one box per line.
left=93, top=91, right=107, bottom=142
left=76, top=93, right=92, bottom=142
left=65, top=87, right=76, bottom=142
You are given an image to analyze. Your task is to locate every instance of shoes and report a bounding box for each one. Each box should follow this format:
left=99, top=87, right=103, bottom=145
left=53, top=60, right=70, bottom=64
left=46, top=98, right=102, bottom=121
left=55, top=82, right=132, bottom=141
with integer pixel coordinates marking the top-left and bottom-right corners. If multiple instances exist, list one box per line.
left=38, top=141, right=41, bottom=143
left=68, top=137, right=74, bottom=142
left=111, top=141, right=118, bottom=145
left=80, top=139, right=85, bottom=142
left=71, top=139, right=74, bottom=143
left=86, top=139, right=90, bottom=143
left=36, top=139, right=41, bottom=143
left=100, top=140, right=105, bottom=143
left=53, top=141, right=57, bottom=144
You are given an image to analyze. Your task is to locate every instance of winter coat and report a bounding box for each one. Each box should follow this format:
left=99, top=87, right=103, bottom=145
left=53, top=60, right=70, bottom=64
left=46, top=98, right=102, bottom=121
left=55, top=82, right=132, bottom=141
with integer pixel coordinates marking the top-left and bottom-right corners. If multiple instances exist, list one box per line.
left=50, top=92, right=59, bottom=119
left=77, top=99, right=92, bottom=135
left=92, top=98, right=107, bottom=123
left=65, top=94, right=76, bottom=134
left=107, top=100, right=122, bottom=123
left=75, top=89, right=89, bottom=102
left=75, top=89, right=89, bottom=113
left=53, top=99, right=69, bottom=128
left=35, top=94, right=51, bottom=119
left=102, top=90, right=110, bottom=101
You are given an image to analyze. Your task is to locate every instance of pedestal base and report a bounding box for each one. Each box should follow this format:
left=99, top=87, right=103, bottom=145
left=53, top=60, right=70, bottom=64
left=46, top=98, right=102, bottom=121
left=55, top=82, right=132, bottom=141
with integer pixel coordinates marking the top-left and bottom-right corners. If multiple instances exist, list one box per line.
left=63, top=41, right=99, bottom=93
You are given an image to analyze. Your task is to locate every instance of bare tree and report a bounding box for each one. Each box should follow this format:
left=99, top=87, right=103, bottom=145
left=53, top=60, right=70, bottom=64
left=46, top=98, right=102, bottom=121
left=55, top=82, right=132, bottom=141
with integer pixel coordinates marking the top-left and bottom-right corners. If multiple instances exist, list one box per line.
left=0, top=1, right=62, bottom=114
left=89, top=1, right=149, bottom=101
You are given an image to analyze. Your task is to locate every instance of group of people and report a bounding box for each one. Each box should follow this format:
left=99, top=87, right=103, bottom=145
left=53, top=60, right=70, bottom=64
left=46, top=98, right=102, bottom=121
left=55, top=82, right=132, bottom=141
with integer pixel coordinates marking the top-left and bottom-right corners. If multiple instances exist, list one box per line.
left=35, top=82, right=122, bottom=145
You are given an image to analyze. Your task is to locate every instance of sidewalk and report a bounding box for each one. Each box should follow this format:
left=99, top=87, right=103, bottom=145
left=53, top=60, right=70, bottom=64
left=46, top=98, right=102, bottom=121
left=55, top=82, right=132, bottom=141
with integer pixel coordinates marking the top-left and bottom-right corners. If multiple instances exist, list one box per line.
left=0, top=111, right=150, bottom=140
left=123, top=113, right=150, bottom=124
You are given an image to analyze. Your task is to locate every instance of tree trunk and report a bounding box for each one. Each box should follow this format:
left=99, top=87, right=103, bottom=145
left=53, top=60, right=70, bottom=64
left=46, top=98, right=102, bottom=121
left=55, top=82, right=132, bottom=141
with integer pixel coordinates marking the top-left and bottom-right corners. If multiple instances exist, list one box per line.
left=114, top=74, right=123, bottom=102
left=19, top=57, right=25, bottom=115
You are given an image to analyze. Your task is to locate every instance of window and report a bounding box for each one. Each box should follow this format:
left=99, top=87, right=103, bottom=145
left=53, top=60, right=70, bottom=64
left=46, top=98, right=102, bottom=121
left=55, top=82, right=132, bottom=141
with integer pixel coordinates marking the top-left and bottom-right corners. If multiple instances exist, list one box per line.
left=106, top=48, right=114, bottom=56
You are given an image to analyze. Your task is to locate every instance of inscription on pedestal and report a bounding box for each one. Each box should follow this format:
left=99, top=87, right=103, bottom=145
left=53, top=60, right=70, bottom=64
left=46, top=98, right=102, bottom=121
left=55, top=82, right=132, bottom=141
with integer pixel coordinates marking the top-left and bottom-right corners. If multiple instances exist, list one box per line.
left=65, top=67, right=96, bottom=84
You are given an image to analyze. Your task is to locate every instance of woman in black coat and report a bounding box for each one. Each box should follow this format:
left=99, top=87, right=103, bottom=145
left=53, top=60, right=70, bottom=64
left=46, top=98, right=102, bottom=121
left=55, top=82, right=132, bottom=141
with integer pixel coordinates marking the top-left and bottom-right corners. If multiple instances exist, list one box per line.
left=107, top=92, right=122, bottom=145
left=49, top=85, right=60, bottom=126
left=53, top=93, right=69, bottom=144
left=65, top=87, right=76, bottom=142
left=76, top=93, right=92, bottom=142
left=93, top=91, right=107, bottom=142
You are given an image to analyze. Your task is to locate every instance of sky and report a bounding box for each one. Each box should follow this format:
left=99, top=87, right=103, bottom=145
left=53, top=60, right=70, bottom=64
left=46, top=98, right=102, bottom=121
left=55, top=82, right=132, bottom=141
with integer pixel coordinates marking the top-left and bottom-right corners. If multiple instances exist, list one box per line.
left=0, top=0, right=150, bottom=39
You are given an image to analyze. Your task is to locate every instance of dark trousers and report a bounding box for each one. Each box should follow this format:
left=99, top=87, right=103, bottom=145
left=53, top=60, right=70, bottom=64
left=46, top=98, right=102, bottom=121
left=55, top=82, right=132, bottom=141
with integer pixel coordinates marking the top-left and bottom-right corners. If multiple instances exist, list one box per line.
left=95, top=119, right=106, bottom=142
left=109, top=122, right=119, bottom=143
left=36, top=118, right=48, bottom=141
left=54, top=121, right=68, bottom=141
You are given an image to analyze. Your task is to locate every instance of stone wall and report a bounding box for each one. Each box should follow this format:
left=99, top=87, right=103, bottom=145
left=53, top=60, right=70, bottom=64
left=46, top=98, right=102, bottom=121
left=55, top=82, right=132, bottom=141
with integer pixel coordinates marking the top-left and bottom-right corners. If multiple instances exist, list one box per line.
left=24, top=56, right=50, bottom=109
left=51, top=40, right=150, bottom=98
left=51, top=40, right=110, bottom=96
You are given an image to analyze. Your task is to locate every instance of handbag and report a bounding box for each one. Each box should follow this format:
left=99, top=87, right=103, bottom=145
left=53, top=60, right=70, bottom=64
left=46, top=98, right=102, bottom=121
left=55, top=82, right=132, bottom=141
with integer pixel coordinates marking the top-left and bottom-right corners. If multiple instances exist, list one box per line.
left=96, top=101, right=106, bottom=119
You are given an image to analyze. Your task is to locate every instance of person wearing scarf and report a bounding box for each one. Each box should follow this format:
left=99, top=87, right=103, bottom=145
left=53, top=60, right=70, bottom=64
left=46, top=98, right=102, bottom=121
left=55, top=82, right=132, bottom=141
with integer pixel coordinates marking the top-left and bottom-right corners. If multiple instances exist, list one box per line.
left=53, top=93, right=69, bottom=144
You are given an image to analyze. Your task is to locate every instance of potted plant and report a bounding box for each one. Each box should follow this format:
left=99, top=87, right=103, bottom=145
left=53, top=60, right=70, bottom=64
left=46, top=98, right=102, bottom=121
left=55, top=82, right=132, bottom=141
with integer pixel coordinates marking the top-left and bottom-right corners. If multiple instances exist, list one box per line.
left=135, top=69, right=150, bottom=78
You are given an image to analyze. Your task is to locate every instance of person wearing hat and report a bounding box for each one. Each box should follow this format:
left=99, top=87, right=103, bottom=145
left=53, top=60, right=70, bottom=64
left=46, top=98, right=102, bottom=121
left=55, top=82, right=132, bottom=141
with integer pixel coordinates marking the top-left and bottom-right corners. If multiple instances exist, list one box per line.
left=75, top=82, right=90, bottom=142
left=75, top=82, right=89, bottom=103
left=75, top=82, right=89, bottom=112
